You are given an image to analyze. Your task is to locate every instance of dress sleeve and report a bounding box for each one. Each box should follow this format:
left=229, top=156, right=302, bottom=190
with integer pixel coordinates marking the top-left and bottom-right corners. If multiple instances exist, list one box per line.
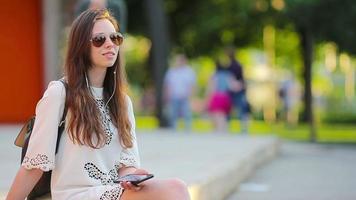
left=21, top=81, right=66, bottom=172
left=118, top=95, right=140, bottom=169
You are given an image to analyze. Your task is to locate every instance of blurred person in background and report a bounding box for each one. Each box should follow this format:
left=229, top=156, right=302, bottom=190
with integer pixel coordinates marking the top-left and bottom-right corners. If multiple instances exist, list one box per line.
left=226, top=47, right=250, bottom=134
left=163, top=54, right=196, bottom=131
left=6, top=9, right=189, bottom=200
left=278, top=72, right=300, bottom=126
left=207, top=61, right=242, bottom=133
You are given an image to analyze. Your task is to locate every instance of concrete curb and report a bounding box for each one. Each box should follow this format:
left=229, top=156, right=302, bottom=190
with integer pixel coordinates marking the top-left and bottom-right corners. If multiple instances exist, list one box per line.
left=188, top=137, right=280, bottom=200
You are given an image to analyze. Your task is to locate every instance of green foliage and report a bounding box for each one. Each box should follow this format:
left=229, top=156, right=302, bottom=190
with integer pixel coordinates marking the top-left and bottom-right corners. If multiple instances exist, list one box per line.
left=322, top=98, right=356, bottom=124
left=274, top=27, right=302, bottom=72
left=283, top=0, right=319, bottom=24
left=124, top=35, right=152, bottom=87
left=164, top=0, right=264, bottom=56
left=283, top=0, right=356, bottom=55
left=125, top=0, right=356, bottom=65
left=125, top=0, right=147, bottom=34
left=311, top=0, right=356, bottom=54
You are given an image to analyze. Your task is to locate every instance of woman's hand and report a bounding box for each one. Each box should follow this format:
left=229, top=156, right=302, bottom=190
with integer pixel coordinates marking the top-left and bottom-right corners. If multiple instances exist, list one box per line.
left=119, top=168, right=150, bottom=192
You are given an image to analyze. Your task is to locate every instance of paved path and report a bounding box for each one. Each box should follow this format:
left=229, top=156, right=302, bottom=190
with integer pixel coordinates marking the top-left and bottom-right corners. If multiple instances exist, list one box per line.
left=226, top=141, right=356, bottom=200
left=0, top=126, right=280, bottom=200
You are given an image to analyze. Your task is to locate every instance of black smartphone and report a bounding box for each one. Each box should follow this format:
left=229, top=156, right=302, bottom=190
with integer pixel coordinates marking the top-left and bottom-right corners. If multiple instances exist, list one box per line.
left=113, top=174, right=154, bottom=186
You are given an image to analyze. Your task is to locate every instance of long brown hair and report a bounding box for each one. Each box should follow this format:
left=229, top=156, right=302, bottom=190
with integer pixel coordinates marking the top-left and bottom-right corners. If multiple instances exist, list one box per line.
left=64, top=9, right=132, bottom=148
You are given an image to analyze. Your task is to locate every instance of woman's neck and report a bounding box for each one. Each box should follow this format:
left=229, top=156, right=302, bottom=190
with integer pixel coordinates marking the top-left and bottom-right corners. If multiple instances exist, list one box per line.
left=87, top=67, right=107, bottom=88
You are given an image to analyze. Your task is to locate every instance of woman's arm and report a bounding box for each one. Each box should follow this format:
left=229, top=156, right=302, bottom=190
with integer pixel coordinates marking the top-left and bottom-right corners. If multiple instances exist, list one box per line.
left=7, top=81, right=65, bottom=200
left=6, top=166, right=43, bottom=200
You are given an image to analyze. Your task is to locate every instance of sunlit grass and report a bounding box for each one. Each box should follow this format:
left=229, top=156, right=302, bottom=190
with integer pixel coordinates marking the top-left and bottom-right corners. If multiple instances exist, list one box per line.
left=136, top=116, right=158, bottom=130
left=316, top=124, right=356, bottom=142
left=136, top=116, right=356, bottom=142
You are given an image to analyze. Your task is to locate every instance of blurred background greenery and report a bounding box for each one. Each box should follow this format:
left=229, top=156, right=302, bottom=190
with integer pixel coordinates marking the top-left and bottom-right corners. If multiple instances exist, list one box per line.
left=64, top=0, right=356, bottom=142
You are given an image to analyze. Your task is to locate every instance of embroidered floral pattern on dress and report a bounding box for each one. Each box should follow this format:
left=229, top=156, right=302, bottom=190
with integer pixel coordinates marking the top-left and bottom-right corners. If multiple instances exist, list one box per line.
left=22, top=154, right=54, bottom=171
left=119, top=151, right=139, bottom=168
left=100, top=186, right=124, bottom=200
left=95, top=99, right=114, bottom=145
left=84, top=163, right=120, bottom=185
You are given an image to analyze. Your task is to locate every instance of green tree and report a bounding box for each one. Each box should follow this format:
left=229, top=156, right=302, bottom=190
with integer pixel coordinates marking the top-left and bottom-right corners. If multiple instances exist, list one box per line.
left=124, top=0, right=170, bottom=126
left=283, top=0, right=356, bottom=142
left=164, top=0, right=266, bottom=56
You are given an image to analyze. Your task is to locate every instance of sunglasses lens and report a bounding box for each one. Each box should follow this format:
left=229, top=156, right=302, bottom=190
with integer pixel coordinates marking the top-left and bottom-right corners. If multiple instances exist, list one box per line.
left=91, top=33, right=123, bottom=47
left=91, top=35, right=106, bottom=47
left=110, top=33, right=123, bottom=46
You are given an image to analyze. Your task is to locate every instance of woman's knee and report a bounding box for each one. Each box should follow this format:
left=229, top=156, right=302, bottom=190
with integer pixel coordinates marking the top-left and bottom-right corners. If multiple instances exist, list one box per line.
left=165, top=178, right=190, bottom=198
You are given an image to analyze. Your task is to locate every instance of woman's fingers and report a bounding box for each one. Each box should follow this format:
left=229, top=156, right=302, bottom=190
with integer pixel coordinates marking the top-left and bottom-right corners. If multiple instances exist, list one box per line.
left=127, top=182, right=142, bottom=191
left=120, top=181, right=141, bottom=191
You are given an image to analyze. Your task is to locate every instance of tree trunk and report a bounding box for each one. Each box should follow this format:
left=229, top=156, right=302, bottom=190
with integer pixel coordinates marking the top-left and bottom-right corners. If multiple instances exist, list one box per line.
left=300, top=27, right=316, bottom=142
left=143, top=0, right=170, bottom=127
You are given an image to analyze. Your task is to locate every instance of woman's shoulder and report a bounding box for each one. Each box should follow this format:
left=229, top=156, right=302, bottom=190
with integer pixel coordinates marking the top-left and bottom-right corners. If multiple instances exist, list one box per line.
left=125, top=94, right=133, bottom=106
left=43, top=80, right=66, bottom=99
left=34, top=80, right=66, bottom=111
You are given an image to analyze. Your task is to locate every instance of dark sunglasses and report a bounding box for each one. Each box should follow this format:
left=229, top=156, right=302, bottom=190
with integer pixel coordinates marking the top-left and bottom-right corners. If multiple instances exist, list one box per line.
left=90, top=32, right=124, bottom=47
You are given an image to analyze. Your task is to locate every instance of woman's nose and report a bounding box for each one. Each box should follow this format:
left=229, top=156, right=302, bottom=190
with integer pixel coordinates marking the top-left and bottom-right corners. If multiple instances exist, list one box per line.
left=104, top=37, right=115, bottom=48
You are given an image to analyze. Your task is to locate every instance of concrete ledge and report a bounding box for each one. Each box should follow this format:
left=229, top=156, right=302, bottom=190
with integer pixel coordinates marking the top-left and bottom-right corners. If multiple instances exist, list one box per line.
left=188, top=137, right=280, bottom=200
left=137, top=132, right=280, bottom=200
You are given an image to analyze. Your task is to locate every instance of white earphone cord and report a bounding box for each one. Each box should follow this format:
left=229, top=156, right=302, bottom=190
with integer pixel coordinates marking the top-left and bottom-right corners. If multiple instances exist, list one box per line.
left=105, top=70, right=116, bottom=108
left=85, top=71, right=116, bottom=108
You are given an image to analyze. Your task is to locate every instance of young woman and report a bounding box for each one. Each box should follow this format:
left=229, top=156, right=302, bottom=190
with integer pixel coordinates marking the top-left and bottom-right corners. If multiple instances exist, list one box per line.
left=6, top=9, right=190, bottom=200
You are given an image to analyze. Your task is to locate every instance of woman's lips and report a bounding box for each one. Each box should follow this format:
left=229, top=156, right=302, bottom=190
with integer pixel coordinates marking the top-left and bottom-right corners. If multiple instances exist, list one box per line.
left=103, top=52, right=116, bottom=59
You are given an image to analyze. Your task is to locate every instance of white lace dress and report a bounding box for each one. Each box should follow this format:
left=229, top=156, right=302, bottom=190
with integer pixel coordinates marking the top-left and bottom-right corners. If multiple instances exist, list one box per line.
left=22, top=81, right=140, bottom=200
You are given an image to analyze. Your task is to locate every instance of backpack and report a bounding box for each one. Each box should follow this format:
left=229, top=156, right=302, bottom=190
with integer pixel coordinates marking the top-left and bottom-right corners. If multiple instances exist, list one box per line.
left=14, top=79, right=68, bottom=199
